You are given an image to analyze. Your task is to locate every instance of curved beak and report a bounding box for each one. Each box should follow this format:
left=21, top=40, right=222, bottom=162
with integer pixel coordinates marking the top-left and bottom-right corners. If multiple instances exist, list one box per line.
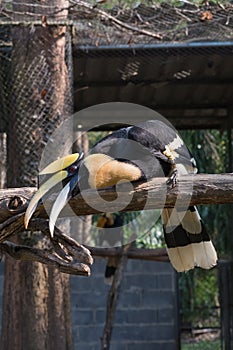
left=24, top=153, right=82, bottom=236
left=49, top=173, right=79, bottom=237
left=24, top=170, right=69, bottom=230
left=39, top=153, right=80, bottom=175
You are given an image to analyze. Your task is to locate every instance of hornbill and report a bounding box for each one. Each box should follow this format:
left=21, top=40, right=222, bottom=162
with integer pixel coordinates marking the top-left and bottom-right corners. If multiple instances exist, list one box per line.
left=96, top=213, right=124, bottom=284
left=24, top=120, right=218, bottom=272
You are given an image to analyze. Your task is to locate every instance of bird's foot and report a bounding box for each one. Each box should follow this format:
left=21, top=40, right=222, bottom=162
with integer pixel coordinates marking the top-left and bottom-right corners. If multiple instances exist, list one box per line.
left=166, top=169, right=177, bottom=188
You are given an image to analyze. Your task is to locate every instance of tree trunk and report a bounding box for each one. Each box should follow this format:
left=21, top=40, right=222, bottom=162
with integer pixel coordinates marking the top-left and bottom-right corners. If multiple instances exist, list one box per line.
left=0, top=133, right=6, bottom=189
left=73, top=131, right=92, bottom=245
left=1, top=1, right=74, bottom=349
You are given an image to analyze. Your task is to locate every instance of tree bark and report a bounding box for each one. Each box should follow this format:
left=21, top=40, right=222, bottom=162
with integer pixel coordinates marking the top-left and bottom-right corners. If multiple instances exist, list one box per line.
left=1, top=1, right=74, bottom=349
left=88, top=246, right=168, bottom=262
left=0, top=133, right=6, bottom=189
left=0, top=173, right=231, bottom=272
left=72, top=132, right=92, bottom=245
left=0, top=174, right=232, bottom=224
left=101, top=243, right=132, bottom=350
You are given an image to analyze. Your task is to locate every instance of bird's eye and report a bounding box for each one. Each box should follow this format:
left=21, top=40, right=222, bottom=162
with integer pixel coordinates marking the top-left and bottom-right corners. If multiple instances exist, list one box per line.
left=69, top=165, right=77, bottom=173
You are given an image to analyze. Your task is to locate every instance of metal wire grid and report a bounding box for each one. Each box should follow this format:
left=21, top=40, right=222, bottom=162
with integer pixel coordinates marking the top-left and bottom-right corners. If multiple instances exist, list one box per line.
left=0, top=1, right=232, bottom=186
left=71, top=1, right=233, bottom=46
left=0, top=25, right=73, bottom=187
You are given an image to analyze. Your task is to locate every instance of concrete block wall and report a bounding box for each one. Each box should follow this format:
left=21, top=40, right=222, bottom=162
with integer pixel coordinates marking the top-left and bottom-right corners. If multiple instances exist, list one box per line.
left=71, top=258, right=179, bottom=350
left=0, top=259, right=179, bottom=349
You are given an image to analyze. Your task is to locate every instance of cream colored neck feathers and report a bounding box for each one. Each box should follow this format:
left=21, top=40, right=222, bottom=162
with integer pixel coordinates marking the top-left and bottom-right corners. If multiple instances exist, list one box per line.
left=84, top=154, right=142, bottom=189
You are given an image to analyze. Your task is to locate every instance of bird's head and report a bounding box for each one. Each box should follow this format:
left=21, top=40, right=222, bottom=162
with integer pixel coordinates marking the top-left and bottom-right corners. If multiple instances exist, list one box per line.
left=24, top=152, right=84, bottom=236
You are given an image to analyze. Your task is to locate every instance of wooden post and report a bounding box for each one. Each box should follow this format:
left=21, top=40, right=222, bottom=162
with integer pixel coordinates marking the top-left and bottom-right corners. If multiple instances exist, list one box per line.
left=101, top=243, right=132, bottom=350
left=1, top=1, right=74, bottom=349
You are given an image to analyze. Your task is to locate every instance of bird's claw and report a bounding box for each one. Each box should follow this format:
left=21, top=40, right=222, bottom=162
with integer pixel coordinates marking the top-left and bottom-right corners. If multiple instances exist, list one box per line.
left=166, top=169, right=177, bottom=188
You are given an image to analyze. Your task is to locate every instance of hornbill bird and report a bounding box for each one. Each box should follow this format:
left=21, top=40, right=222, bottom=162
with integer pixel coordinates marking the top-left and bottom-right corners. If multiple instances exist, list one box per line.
left=96, top=213, right=124, bottom=284
left=24, top=120, right=218, bottom=272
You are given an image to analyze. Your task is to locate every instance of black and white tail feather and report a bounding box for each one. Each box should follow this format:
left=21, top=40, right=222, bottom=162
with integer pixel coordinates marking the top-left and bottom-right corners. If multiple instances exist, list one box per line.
left=161, top=144, right=217, bottom=272
left=162, top=206, right=217, bottom=272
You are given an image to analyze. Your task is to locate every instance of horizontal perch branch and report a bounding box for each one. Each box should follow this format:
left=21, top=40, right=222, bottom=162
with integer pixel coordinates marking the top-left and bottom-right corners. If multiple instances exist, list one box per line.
left=87, top=246, right=169, bottom=262
left=0, top=174, right=233, bottom=223
left=1, top=173, right=230, bottom=272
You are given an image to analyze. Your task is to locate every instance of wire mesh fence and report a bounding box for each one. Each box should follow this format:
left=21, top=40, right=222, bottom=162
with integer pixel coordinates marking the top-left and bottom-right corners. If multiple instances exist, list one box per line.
left=1, top=1, right=233, bottom=151
left=0, top=3, right=74, bottom=187
left=0, top=1, right=232, bottom=348
left=71, top=1, right=233, bottom=46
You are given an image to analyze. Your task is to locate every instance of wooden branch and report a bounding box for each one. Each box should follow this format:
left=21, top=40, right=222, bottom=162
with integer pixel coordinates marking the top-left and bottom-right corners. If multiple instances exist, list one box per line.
left=87, top=246, right=169, bottom=262
left=0, top=173, right=231, bottom=272
left=0, top=214, right=93, bottom=275
left=0, top=187, right=34, bottom=224
left=71, top=173, right=233, bottom=214
left=0, top=174, right=232, bottom=223
left=0, top=241, right=90, bottom=276
left=101, top=242, right=132, bottom=350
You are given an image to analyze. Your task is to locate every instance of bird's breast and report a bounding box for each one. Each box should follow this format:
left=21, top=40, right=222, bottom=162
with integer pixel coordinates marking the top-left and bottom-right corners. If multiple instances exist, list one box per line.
left=90, top=160, right=142, bottom=189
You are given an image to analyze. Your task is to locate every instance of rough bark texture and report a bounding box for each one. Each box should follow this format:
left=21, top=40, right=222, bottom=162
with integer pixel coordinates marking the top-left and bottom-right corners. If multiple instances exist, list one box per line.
left=72, top=132, right=92, bottom=245
left=0, top=174, right=232, bottom=223
left=0, top=133, right=6, bottom=189
left=47, top=269, right=73, bottom=350
left=1, top=1, right=74, bottom=349
left=101, top=243, right=132, bottom=350
left=88, top=246, right=168, bottom=262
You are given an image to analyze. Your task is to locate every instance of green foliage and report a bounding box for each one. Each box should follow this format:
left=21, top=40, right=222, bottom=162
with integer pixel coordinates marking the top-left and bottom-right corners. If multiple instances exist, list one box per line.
left=180, top=129, right=232, bottom=256
left=180, top=129, right=229, bottom=174
left=179, top=268, right=219, bottom=328
left=179, top=129, right=232, bottom=335
left=92, top=210, right=165, bottom=248
left=133, top=212, right=165, bottom=248
left=182, top=339, right=221, bottom=350
left=88, top=131, right=109, bottom=149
